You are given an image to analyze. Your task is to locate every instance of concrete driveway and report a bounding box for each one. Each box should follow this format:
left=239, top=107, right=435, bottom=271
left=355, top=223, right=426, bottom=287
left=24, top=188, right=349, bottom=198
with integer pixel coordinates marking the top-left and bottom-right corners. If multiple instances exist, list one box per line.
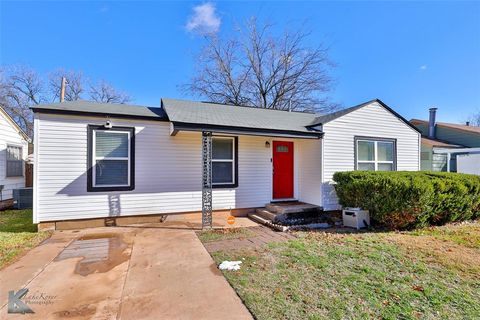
left=0, top=222, right=253, bottom=319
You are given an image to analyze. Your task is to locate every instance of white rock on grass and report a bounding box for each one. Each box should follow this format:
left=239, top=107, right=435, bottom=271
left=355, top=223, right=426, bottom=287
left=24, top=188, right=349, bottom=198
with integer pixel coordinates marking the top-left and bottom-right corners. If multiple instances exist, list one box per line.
left=219, top=261, right=242, bottom=271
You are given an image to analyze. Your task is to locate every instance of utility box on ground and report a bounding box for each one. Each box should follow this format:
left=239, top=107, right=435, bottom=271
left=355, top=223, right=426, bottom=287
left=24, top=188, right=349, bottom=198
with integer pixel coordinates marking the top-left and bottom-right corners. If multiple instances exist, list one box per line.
left=342, top=208, right=370, bottom=229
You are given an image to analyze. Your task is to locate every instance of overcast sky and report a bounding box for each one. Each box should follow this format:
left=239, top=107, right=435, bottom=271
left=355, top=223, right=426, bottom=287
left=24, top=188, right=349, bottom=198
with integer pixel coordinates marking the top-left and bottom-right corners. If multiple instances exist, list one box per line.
left=1, top=1, right=479, bottom=123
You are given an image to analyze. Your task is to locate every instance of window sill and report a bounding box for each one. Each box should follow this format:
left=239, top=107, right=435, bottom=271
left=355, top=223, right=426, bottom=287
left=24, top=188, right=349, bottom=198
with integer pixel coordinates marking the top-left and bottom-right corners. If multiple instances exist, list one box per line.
left=212, top=183, right=238, bottom=189
left=87, top=185, right=135, bottom=192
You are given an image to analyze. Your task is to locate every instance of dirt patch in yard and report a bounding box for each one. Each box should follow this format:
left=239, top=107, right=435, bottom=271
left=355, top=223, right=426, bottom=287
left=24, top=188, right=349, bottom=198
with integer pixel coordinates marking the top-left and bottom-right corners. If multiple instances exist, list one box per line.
left=387, top=233, right=480, bottom=276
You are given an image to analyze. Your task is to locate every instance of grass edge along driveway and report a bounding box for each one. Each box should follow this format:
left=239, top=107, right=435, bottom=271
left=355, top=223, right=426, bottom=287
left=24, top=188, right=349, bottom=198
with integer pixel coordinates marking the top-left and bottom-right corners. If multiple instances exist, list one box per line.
left=0, top=209, right=52, bottom=269
left=203, top=221, right=480, bottom=320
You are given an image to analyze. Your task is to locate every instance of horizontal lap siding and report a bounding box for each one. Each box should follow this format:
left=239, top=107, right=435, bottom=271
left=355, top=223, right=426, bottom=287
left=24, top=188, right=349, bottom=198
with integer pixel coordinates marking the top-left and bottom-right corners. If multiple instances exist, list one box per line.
left=322, top=102, right=420, bottom=210
left=297, top=139, right=322, bottom=206
left=35, top=114, right=272, bottom=222
left=0, top=112, right=28, bottom=200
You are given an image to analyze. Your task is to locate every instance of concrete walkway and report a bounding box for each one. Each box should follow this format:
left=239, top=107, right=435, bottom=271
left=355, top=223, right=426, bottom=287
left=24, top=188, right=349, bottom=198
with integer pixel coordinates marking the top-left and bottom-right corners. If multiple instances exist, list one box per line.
left=0, top=225, right=252, bottom=319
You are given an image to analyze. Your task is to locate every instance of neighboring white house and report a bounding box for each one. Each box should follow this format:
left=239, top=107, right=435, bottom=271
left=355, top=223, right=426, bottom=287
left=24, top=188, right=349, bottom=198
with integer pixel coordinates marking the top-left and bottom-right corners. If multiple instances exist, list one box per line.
left=31, top=98, right=420, bottom=225
left=0, top=106, right=30, bottom=205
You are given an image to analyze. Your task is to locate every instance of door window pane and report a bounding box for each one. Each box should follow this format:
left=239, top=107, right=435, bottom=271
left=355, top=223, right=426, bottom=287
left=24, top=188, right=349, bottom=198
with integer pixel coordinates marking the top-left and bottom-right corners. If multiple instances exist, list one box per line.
left=95, top=160, right=128, bottom=185
left=276, top=145, right=289, bottom=153
left=357, top=163, right=375, bottom=171
left=212, top=162, right=233, bottom=184
left=377, top=142, right=394, bottom=161
left=212, top=138, right=233, bottom=159
left=358, top=141, right=374, bottom=161
left=96, top=131, right=129, bottom=158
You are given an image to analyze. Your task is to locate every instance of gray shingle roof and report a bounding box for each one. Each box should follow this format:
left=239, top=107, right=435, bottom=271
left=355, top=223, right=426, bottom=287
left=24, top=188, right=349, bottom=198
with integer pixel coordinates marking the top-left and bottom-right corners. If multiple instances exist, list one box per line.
left=161, top=98, right=318, bottom=134
left=31, top=97, right=418, bottom=136
left=31, top=100, right=167, bottom=119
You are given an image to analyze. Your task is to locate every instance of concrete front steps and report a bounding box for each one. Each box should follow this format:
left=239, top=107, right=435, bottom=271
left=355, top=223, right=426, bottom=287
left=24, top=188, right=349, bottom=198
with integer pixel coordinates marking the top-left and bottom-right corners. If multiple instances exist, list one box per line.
left=248, top=202, right=322, bottom=232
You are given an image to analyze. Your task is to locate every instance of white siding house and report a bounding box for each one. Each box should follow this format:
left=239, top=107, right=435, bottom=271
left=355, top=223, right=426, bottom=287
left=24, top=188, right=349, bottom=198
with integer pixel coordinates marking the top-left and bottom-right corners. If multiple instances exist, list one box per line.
left=321, top=101, right=420, bottom=209
left=33, top=113, right=323, bottom=223
left=0, top=106, right=29, bottom=203
left=32, top=98, right=420, bottom=224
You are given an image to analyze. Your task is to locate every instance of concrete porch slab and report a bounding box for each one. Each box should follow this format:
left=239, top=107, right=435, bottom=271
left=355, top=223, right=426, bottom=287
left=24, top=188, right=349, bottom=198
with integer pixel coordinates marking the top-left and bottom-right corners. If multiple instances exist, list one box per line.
left=119, top=211, right=259, bottom=230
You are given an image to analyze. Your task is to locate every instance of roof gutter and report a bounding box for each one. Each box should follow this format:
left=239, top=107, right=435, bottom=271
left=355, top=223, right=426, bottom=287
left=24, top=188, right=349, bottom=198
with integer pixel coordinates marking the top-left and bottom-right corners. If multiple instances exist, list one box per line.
left=433, top=147, right=480, bottom=154
left=31, top=107, right=169, bottom=122
left=170, top=122, right=323, bottom=139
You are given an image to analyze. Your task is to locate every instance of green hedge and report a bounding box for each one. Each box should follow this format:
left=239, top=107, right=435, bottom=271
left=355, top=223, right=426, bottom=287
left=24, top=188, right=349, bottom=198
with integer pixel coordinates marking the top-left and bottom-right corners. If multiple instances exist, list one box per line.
left=332, top=171, right=480, bottom=230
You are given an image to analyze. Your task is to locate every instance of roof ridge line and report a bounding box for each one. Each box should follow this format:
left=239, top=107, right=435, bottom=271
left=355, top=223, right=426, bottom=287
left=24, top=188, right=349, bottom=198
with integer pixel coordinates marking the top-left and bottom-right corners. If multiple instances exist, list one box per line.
left=162, top=97, right=317, bottom=114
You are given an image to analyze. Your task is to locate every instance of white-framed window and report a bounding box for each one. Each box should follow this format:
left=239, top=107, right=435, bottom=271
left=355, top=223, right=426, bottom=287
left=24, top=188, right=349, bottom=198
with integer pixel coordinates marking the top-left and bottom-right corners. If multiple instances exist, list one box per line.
left=6, top=145, right=23, bottom=177
left=212, top=136, right=237, bottom=187
left=88, top=125, right=135, bottom=192
left=355, top=137, right=396, bottom=171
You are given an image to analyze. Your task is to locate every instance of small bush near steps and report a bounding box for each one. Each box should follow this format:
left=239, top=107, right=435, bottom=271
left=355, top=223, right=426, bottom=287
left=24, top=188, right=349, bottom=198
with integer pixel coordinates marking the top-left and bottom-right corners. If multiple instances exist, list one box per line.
left=333, top=171, right=480, bottom=230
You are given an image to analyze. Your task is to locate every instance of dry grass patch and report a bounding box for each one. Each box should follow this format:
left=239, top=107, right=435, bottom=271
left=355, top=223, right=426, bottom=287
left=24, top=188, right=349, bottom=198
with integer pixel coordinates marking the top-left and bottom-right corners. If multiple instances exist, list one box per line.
left=208, top=222, right=480, bottom=320
left=409, top=221, right=480, bottom=249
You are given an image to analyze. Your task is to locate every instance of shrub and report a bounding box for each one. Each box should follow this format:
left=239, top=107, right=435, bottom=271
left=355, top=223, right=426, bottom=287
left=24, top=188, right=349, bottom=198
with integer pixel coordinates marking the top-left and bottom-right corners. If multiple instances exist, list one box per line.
left=332, top=171, right=480, bottom=230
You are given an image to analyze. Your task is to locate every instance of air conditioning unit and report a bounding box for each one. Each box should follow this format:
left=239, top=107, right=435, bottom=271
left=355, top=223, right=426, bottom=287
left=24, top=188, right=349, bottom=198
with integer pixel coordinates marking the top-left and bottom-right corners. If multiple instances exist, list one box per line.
left=13, top=188, right=33, bottom=210
left=342, top=207, right=370, bottom=229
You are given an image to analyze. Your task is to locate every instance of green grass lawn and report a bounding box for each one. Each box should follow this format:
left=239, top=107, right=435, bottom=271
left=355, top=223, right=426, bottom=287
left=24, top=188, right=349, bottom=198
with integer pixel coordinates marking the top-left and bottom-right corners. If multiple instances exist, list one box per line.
left=0, top=209, right=51, bottom=269
left=207, top=222, right=480, bottom=320
left=196, top=227, right=256, bottom=243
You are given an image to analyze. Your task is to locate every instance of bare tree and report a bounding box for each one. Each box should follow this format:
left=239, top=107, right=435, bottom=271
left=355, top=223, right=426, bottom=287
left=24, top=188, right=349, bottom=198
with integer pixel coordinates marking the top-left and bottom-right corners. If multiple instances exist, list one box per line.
left=90, top=80, right=130, bottom=104
left=49, top=69, right=84, bottom=102
left=0, top=66, right=44, bottom=136
left=187, top=36, right=251, bottom=106
left=0, top=65, right=132, bottom=137
left=184, top=18, right=337, bottom=112
left=467, top=110, right=480, bottom=126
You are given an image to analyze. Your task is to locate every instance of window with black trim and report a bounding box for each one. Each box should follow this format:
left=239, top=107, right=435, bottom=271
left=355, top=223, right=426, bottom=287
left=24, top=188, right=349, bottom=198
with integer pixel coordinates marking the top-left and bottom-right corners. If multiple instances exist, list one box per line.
left=212, top=136, right=238, bottom=188
left=6, top=145, right=23, bottom=177
left=87, top=125, right=135, bottom=192
left=355, top=137, right=396, bottom=171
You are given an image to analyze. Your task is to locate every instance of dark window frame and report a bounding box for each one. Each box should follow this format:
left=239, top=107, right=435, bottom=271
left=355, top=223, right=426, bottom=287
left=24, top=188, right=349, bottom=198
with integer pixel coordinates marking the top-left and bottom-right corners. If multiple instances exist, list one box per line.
left=87, top=125, right=135, bottom=192
left=212, top=135, right=238, bottom=189
left=354, top=136, right=397, bottom=171
left=6, top=144, right=23, bottom=177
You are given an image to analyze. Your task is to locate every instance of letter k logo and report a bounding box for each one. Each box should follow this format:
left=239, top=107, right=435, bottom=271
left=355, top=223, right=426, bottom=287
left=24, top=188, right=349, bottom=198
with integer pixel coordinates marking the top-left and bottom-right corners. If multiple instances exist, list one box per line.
left=8, top=289, right=34, bottom=314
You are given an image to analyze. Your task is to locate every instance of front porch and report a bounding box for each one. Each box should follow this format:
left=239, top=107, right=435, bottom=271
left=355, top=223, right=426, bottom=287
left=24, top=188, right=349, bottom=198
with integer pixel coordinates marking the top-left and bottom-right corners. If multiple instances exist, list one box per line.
left=198, top=130, right=323, bottom=229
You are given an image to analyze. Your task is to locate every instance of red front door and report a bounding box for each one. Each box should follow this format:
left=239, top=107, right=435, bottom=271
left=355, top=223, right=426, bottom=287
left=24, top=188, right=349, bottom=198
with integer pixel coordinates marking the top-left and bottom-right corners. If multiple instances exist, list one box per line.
left=273, top=141, right=294, bottom=199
